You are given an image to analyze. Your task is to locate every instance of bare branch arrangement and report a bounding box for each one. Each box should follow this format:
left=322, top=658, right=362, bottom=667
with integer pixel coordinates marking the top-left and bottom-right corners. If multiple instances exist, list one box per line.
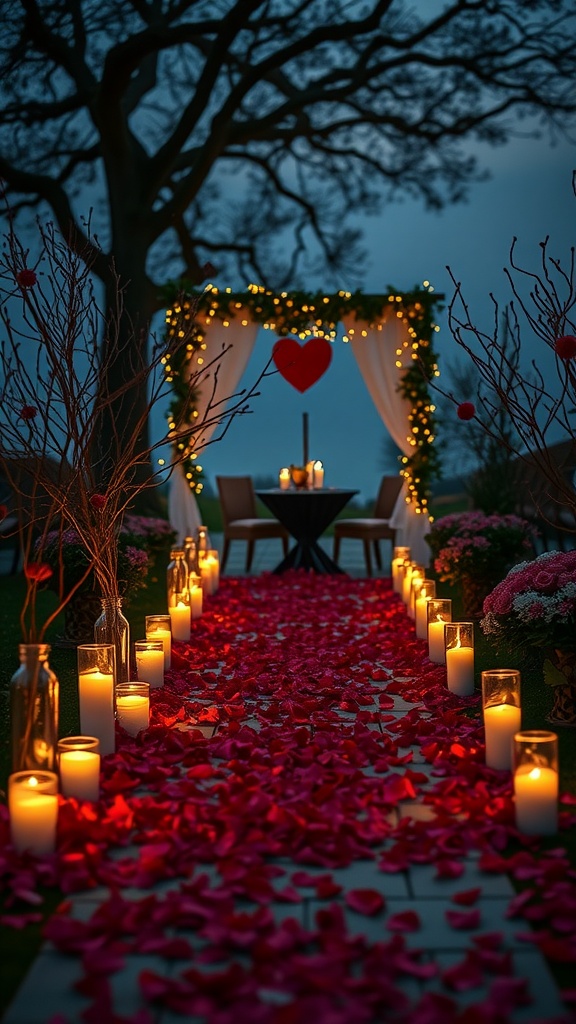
left=0, top=211, right=270, bottom=638
left=436, top=183, right=576, bottom=535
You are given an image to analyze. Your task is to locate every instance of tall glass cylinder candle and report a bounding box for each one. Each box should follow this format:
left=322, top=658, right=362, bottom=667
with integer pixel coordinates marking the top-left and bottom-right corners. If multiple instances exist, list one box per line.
left=427, top=599, right=452, bottom=664
left=279, top=467, right=291, bottom=490
left=167, top=549, right=189, bottom=608
left=513, top=730, right=558, bottom=835
left=77, top=644, right=116, bottom=756
left=206, top=549, right=220, bottom=591
left=482, top=669, right=521, bottom=770
left=408, top=566, right=426, bottom=620
left=9, top=770, right=58, bottom=855
left=415, top=580, right=436, bottom=639
left=169, top=592, right=191, bottom=642
left=392, top=547, right=411, bottom=594
left=189, top=573, right=203, bottom=619
left=145, top=614, right=172, bottom=670
left=445, top=622, right=475, bottom=696
left=116, top=681, right=150, bottom=737
left=199, top=555, right=215, bottom=596
left=57, top=736, right=100, bottom=802
left=134, top=640, right=164, bottom=689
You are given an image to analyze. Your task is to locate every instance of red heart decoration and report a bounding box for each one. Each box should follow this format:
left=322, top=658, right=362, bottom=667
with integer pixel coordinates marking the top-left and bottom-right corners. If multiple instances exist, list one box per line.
left=272, top=336, right=332, bottom=392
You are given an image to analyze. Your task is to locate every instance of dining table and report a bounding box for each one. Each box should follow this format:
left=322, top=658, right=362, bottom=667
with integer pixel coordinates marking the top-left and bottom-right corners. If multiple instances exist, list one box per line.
left=255, top=487, right=359, bottom=574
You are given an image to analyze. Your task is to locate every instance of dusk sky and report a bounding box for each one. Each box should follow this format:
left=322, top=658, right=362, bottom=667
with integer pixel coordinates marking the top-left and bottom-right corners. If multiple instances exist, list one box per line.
left=179, top=131, right=576, bottom=506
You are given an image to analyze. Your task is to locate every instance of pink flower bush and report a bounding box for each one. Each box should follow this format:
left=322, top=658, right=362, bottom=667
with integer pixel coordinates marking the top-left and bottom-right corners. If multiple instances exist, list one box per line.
left=426, top=512, right=537, bottom=587
left=481, top=549, right=576, bottom=653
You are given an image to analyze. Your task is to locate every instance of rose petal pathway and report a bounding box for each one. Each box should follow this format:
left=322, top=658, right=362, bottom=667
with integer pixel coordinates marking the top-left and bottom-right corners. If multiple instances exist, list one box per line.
left=1, top=572, right=576, bottom=1024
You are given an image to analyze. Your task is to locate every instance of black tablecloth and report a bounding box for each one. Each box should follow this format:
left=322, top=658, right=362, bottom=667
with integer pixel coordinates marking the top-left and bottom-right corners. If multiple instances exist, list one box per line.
left=256, top=488, right=358, bottom=573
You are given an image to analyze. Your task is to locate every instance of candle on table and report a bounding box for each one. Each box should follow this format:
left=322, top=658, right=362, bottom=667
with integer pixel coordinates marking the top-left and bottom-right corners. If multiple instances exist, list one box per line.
left=134, top=640, right=164, bottom=689
left=445, top=621, right=475, bottom=696
left=57, top=737, right=100, bottom=802
left=415, top=579, right=436, bottom=639
left=116, top=682, right=150, bottom=737
left=145, top=615, right=172, bottom=670
left=427, top=598, right=452, bottom=664
left=77, top=642, right=116, bottom=757
left=169, top=599, right=191, bottom=642
left=482, top=668, right=521, bottom=770
left=306, top=460, right=315, bottom=488
left=303, top=411, right=309, bottom=467
left=513, top=730, right=558, bottom=835
left=279, top=467, right=291, bottom=490
left=9, top=770, right=58, bottom=855
left=313, top=460, right=324, bottom=488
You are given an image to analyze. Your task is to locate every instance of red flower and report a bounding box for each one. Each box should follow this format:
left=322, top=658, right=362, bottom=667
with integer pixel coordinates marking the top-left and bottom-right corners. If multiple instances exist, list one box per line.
left=20, top=405, right=38, bottom=421
left=16, top=268, right=38, bottom=288
left=554, top=335, right=576, bottom=361
left=0, top=504, right=8, bottom=522
left=456, top=402, right=475, bottom=421
left=90, top=493, right=107, bottom=511
left=24, top=562, right=53, bottom=583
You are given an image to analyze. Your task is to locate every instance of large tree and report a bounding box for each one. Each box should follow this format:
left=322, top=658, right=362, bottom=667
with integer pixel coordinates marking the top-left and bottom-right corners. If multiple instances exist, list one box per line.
left=1, top=0, right=575, bottom=487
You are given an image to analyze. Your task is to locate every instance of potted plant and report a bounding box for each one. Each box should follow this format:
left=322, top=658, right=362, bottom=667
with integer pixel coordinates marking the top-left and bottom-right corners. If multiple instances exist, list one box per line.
left=426, top=511, right=538, bottom=617
left=481, top=549, right=576, bottom=725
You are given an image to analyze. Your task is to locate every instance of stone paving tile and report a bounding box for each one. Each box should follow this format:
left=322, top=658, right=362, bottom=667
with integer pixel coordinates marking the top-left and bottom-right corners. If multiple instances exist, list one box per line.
left=433, top=949, right=568, bottom=1020
left=308, top=896, right=529, bottom=951
left=408, top=860, right=516, bottom=899
left=2, top=950, right=167, bottom=1024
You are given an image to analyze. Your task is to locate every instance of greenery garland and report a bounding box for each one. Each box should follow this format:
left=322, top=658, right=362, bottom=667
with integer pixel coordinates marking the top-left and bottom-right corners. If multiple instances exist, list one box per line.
left=162, top=283, right=443, bottom=514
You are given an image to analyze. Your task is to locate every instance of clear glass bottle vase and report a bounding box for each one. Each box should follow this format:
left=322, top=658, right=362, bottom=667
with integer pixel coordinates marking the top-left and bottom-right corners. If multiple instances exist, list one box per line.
left=167, top=548, right=189, bottom=608
left=10, top=643, right=59, bottom=772
left=94, top=598, right=130, bottom=683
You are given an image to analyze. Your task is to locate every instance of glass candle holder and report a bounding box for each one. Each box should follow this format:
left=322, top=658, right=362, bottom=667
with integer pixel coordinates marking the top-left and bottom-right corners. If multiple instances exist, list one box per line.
left=513, top=730, right=558, bottom=835
left=9, top=770, right=58, bottom=855
left=57, top=736, right=100, bottom=801
left=134, top=640, right=164, bottom=689
left=415, top=579, right=436, bottom=640
left=167, top=548, right=189, bottom=608
left=279, top=467, right=291, bottom=490
left=482, top=668, right=522, bottom=770
left=402, top=561, right=423, bottom=606
left=427, top=598, right=452, bottom=664
left=445, top=622, right=475, bottom=697
left=207, top=549, right=220, bottom=591
left=198, top=555, right=215, bottom=596
left=116, top=681, right=150, bottom=737
left=408, top=566, right=426, bottom=619
left=189, top=572, right=203, bottom=619
left=77, top=644, right=116, bottom=756
left=168, top=591, right=191, bottom=642
left=392, top=547, right=411, bottom=594
left=145, top=614, right=172, bottom=670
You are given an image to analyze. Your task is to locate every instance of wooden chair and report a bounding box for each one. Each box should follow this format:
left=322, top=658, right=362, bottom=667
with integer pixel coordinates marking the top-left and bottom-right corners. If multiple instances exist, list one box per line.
left=333, top=475, right=404, bottom=576
left=216, top=476, right=289, bottom=573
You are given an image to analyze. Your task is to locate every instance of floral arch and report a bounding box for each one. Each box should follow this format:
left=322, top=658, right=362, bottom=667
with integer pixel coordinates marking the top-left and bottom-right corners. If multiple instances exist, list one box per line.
left=162, top=284, right=443, bottom=564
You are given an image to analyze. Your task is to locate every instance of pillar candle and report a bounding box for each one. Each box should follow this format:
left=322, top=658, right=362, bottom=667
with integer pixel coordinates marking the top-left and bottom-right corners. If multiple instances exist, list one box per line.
left=415, top=595, right=432, bottom=639
left=146, top=620, right=172, bottom=670
left=59, top=750, right=100, bottom=802
left=9, top=771, right=58, bottom=855
left=78, top=670, right=115, bottom=756
left=514, top=765, right=558, bottom=835
left=484, top=704, right=522, bottom=770
left=313, top=461, right=324, bottom=488
left=190, top=584, right=203, bottom=619
left=428, top=620, right=446, bottom=664
left=116, top=683, right=150, bottom=737
left=169, top=601, right=191, bottom=642
left=135, top=644, right=164, bottom=688
left=446, top=645, right=475, bottom=696
left=279, top=467, right=291, bottom=490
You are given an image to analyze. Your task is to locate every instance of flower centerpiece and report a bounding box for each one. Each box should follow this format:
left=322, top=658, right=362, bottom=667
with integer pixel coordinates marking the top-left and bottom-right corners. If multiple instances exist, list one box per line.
left=481, top=549, right=576, bottom=725
left=426, top=511, right=538, bottom=617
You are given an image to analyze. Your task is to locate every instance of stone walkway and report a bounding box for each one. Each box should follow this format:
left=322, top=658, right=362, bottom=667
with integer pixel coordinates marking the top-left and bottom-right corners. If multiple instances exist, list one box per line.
left=2, top=541, right=572, bottom=1023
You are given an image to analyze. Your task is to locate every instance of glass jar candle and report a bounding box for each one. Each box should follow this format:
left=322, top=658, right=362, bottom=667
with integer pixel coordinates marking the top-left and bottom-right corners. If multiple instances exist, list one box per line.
left=482, top=668, right=521, bottom=770
left=57, top=736, right=100, bottom=801
left=445, top=621, right=475, bottom=696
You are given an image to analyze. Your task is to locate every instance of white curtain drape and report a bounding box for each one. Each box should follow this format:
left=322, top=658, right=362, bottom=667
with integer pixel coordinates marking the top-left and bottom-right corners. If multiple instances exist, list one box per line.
left=341, top=312, right=431, bottom=565
left=168, top=311, right=259, bottom=543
